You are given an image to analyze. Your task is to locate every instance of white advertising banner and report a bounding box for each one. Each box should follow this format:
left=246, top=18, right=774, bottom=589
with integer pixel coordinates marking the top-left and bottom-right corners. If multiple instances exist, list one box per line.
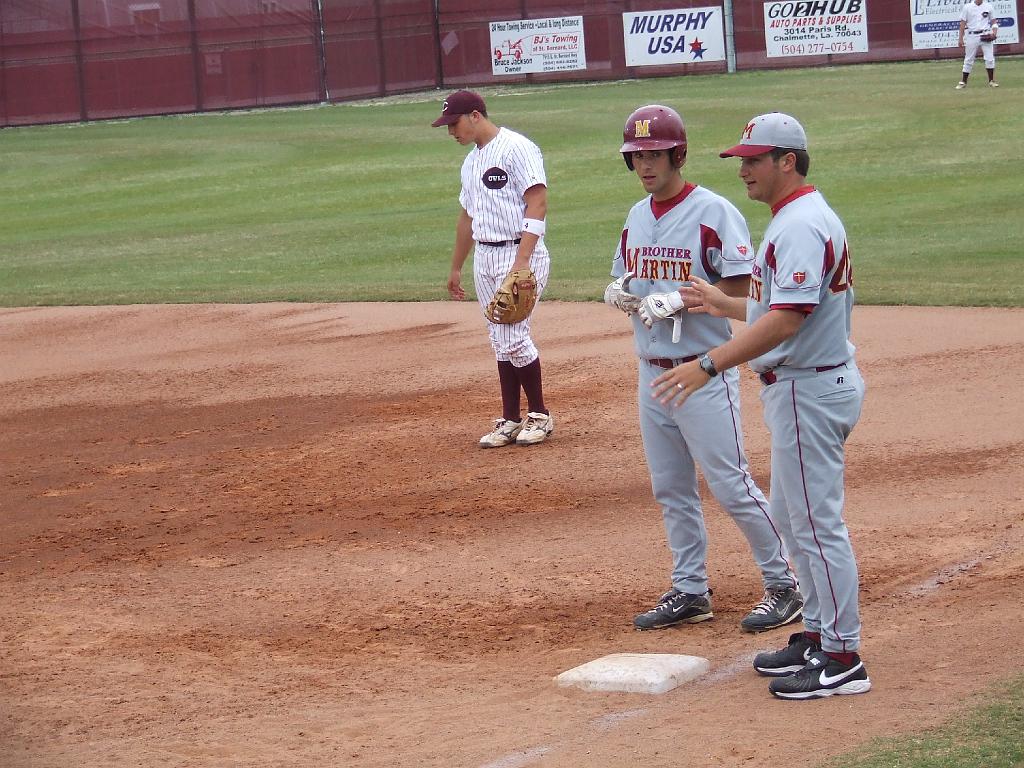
left=910, top=0, right=1020, bottom=49
left=621, top=7, right=726, bottom=67
left=489, top=16, right=586, bottom=75
left=763, top=0, right=869, bottom=58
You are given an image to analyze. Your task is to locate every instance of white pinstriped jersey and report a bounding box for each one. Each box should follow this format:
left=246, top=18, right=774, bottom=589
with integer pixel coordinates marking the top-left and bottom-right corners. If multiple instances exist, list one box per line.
left=746, top=187, right=856, bottom=373
left=961, top=1, right=996, bottom=33
left=459, top=127, right=547, bottom=243
left=612, top=184, right=755, bottom=359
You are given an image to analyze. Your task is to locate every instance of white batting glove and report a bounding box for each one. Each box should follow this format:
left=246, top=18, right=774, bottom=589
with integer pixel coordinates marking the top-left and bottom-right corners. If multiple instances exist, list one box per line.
left=638, top=290, right=685, bottom=329
left=604, top=272, right=641, bottom=315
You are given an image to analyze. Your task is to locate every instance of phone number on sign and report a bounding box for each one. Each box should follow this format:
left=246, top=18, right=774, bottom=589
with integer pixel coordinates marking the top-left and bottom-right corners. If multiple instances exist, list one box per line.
left=781, top=41, right=856, bottom=55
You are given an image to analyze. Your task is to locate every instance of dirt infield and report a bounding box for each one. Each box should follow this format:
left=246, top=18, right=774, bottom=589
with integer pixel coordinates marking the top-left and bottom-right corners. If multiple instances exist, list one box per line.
left=2, top=302, right=1022, bottom=768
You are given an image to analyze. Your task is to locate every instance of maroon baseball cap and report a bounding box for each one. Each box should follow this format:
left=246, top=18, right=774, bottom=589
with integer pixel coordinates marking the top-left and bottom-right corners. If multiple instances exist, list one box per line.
left=431, top=90, right=487, bottom=127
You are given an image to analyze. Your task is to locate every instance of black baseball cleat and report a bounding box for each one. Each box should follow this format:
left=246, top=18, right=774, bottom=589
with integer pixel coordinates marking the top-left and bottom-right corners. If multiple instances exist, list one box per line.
left=753, top=631, right=820, bottom=676
left=768, top=651, right=872, bottom=699
left=741, top=587, right=804, bottom=633
left=633, top=589, right=713, bottom=630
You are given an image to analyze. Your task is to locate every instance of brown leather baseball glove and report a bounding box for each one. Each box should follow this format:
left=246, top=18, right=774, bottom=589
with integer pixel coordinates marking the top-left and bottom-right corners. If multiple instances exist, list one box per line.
left=980, top=32, right=997, bottom=42
left=485, top=268, right=537, bottom=324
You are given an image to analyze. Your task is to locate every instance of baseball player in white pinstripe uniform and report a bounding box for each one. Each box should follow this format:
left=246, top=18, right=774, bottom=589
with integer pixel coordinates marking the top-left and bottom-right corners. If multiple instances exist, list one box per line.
left=955, top=0, right=1000, bottom=89
left=657, top=113, right=871, bottom=700
left=432, top=91, right=553, bottom=447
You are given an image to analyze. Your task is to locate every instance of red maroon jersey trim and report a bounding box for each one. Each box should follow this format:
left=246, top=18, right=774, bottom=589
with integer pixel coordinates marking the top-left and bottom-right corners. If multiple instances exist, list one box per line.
left=651, top=182, right=697, bottom=220
left=771, top=185, right=816, bottom=217
left=770, top=303, right=815, bottom=315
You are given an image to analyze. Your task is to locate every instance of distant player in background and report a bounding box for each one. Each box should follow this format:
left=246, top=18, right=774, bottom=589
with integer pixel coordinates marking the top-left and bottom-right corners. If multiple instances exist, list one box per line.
left=432, top=90, right=554, bottom=448
left=955, top=0, right=999, bottom=89
left=656, top=112, right=871, bottom=699
left=605, top=104, right=803, bottom=635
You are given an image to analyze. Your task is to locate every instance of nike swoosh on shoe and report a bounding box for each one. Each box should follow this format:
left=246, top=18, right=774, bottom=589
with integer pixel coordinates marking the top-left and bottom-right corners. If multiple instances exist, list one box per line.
left=819, top=661, right=863, bottom=687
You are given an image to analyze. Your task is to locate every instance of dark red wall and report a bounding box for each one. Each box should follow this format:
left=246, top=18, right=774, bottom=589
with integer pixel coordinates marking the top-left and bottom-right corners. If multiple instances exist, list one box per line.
left=2, top=0, right=1021, bottom=126
left=320, top=0, right=439, bottom=101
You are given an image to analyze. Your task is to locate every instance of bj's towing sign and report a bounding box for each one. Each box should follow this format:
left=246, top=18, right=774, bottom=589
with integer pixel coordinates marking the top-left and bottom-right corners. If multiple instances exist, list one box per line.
left=490, top=16, right=586, bottom=75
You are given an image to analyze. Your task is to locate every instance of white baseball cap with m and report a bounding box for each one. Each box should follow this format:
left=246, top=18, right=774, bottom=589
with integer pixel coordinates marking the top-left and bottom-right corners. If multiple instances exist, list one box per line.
left=719, top=112, right=807, bottom=158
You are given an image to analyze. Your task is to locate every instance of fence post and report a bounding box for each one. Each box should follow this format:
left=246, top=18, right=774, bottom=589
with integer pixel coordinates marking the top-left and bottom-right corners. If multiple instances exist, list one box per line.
left=0, top=26, right=7, bottom=126
left=312, top=0, right=329, bottom=101
left=187, top=0, right=204, bottom=111
left=70, top=0, right=87, bottom=121
left=521, top=0, right=530, bottom=84
left=723, top=0, right=736, bottom=72
left=432, top=0, right=443, bottom=89
left=374, top=0, right=386, bottom=96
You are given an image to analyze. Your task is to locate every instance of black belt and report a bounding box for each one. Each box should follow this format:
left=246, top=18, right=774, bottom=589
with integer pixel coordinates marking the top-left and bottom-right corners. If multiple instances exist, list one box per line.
left=647, top=355, right=698, bottom=369
left=478, top=238, right=521, bottom=247
left=759, top=362, right=845, bottom=386
left=968, top=30, right=988, bottom=34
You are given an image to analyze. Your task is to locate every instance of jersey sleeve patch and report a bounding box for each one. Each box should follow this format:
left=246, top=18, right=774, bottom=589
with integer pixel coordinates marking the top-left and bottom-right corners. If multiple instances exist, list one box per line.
left=717, top=201, right=755, bottom=268
left=768, top=217, right=826, bottom=294
left=772, top=269, right=822, bottom=298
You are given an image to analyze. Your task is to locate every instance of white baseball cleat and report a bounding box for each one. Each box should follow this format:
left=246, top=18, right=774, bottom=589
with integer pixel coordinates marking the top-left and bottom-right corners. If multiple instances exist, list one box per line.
left=989, top=81, right=999, bottom=87
left=479, top=418, right=523, bottom=448
left=955, top=81, right=966, bottom=89
left=515, top=412, right=554, bottom=445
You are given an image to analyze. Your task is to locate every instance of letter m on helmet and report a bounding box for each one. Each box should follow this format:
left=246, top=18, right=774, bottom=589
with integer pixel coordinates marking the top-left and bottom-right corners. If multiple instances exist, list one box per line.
left=620, top=104, right=688, bottom=171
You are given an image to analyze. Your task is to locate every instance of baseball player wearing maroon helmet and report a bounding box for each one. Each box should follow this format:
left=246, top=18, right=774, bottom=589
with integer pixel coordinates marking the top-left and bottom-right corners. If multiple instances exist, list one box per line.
left=654, top=112, right=871, bottom=699
left=432, top=90, right=553, bottom=447
left=605, top=104, right=803, bottom=634
left=955, top=0, right=1000, bottom=89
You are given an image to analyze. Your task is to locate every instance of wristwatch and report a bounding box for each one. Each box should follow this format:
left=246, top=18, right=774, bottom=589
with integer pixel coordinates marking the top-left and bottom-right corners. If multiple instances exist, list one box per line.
left=698, top=353, right=719, bottom=378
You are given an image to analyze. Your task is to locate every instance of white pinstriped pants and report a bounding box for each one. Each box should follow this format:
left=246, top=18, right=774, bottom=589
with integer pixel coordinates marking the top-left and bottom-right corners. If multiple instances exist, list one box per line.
left=472, top=241, right=550, bottom=367
left=962, top=34, right=995, bottom=72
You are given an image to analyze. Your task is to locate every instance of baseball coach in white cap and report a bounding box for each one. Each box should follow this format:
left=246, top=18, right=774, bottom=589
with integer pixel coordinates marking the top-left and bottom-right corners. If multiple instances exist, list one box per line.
left=649, top=112, right=871, bottom=700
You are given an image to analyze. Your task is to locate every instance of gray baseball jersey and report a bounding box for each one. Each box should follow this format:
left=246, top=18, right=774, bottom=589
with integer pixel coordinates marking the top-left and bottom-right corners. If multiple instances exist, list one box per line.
left=613, top=183, right=754, bottom=358
left=746, top=186, right=855, bottom=372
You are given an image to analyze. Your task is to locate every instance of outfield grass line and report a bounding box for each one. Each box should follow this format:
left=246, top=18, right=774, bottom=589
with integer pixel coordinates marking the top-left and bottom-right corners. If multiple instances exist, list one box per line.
left=1, top=57, right=1022, bottom=307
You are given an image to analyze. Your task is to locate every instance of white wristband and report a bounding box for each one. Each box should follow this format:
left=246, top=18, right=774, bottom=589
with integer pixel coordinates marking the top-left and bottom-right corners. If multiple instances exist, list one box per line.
left=522, top=218, right=546, bottom=238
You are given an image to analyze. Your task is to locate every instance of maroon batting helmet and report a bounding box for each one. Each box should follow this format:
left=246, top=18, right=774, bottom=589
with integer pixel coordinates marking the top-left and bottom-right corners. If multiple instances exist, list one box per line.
left=620, top=104, right=687, bottom=170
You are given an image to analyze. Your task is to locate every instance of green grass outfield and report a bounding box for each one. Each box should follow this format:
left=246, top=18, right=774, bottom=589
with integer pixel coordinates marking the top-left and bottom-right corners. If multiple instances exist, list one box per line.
left=829, top=673, right=1024, bottom=768
left=1, top=57, right=1022, bottom=307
